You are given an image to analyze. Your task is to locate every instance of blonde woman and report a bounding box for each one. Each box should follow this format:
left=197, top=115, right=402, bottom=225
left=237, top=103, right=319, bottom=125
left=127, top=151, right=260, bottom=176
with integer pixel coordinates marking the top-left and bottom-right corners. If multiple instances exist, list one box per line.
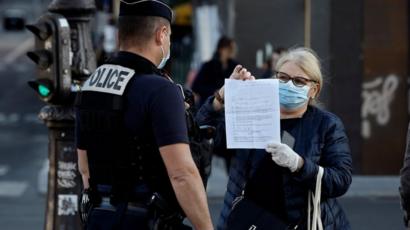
left=196, top=47, right=352, bottom=230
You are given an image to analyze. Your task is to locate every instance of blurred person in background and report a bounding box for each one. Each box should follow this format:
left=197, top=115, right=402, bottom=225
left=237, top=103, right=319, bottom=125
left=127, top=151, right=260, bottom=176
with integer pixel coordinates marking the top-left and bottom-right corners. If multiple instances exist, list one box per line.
left=95, top=17, right=118, bottom=66
left=260, top=47, right=287, bottom=79
left=191, top=36, right=239, bottom=106
left=197, top=47, right=352, bottom=229
left=191, top=36, right=239, bottom=173
left=399, top=122, right=410, bottom=228
left=102, top=17, right=118, bottom=59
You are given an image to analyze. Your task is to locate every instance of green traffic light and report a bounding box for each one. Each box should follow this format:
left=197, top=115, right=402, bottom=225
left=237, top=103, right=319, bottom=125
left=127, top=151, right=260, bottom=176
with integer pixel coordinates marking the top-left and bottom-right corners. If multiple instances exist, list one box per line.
left=38, top=84, right=50, bottom=97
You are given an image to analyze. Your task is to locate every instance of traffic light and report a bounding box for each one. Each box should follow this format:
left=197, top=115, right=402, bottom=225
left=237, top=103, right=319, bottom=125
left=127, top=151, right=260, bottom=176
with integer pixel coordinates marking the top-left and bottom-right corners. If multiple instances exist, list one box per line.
left=26, top=13, right=72, bottom=104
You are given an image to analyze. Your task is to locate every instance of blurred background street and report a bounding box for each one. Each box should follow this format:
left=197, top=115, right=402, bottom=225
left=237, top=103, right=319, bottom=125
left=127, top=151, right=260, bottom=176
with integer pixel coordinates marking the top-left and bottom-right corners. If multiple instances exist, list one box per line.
left=0, top=0, right=409, bottom=229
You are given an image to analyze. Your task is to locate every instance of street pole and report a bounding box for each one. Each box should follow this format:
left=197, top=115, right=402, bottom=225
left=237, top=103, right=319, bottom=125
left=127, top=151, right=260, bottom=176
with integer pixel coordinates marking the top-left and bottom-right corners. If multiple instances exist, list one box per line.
left=304, top=0, right=311, bottom=48
left=36, top=0, right=96, bottom=229
left=218, top=0, right=235, bottom=37
left=40, top=106, right=81, bottom=230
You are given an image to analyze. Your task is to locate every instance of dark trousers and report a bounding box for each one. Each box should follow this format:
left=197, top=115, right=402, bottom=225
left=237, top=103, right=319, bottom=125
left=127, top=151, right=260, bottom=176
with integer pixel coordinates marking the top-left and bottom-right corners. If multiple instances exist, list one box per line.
left=86, top=204, right=150, bottom=230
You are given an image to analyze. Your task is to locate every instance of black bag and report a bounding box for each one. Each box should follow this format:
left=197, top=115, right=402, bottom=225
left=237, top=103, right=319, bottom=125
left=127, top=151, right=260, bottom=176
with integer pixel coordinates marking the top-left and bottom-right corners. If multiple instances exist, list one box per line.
left=226, top=151, right=299, bottom=230
left=226, top=196, right=293, bottom=230
left=179, top=85, right=214, bottom=187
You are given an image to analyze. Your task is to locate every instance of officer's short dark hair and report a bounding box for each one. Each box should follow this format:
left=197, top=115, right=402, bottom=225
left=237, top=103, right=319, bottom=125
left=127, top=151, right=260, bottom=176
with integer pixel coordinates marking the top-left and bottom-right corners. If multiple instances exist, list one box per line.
left=118, top=16, right=169, bottom=48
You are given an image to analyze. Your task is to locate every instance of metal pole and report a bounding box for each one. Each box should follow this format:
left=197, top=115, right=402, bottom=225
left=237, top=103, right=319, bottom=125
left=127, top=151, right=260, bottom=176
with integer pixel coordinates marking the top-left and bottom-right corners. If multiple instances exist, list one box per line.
left=217, top=0, right=235, bottom=37
left=40, top=106, right=81, bottom=230
left=226, top=0, right=235, bottom=37
left=304, top=0, right=311, bottom=48
left=113, top=0, right=120, bottom=21
left=39, top=0, right=96, bottom=229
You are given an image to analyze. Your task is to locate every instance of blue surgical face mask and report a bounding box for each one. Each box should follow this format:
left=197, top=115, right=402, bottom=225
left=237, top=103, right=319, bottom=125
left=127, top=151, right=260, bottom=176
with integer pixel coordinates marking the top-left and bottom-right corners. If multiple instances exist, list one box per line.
left=158, top=33, right=171, bottom=69
left=279, top=81, right=310, bottom=110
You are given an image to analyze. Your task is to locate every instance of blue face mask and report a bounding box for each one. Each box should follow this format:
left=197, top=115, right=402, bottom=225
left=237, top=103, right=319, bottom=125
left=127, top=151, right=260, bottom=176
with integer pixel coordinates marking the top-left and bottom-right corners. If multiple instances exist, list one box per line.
left=279, top=81, right=310, bottom=110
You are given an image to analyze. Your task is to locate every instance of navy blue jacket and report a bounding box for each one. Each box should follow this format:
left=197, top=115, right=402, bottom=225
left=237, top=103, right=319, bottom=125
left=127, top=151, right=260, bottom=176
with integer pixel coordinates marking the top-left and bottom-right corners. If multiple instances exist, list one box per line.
left=196, top=97, right=352, bottom=230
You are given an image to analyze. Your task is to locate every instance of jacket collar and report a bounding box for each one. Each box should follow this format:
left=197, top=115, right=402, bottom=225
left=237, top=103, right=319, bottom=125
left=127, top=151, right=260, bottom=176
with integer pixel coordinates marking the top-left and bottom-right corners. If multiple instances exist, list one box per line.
left=107, top=51, right=163, bottom=76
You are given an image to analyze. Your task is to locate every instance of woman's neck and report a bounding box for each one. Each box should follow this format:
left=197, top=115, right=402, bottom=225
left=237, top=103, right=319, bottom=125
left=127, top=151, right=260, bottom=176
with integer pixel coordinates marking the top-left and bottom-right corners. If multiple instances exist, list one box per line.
left=280, top=105, right=308, bottom=119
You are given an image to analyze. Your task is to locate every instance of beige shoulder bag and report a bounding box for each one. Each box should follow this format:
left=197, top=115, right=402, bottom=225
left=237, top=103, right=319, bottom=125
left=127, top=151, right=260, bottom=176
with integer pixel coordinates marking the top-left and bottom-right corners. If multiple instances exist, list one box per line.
left=308, top=166, right=324, bottom=230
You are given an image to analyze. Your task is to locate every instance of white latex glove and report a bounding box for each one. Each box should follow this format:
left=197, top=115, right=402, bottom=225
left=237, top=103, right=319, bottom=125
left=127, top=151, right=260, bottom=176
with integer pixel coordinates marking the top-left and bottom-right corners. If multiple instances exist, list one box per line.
left=266, top=142, right=303, bottom=172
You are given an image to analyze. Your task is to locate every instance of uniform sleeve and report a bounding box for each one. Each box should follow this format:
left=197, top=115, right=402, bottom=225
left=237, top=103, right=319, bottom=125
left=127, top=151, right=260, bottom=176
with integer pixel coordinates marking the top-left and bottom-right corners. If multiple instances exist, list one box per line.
left=150, top=83, right=189, bottom=147
left=75, top=109, right=88, bottom=150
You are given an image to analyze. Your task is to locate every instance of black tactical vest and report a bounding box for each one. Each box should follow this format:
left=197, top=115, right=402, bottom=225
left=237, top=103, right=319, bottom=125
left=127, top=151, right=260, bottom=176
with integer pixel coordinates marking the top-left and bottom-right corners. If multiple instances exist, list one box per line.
left=75, top=57, right=177, bottom=205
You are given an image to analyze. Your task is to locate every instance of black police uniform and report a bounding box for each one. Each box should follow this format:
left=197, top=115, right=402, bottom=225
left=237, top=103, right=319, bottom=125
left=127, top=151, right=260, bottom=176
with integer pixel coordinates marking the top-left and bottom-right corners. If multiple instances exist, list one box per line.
left=75, top=1, right=190, bottom=229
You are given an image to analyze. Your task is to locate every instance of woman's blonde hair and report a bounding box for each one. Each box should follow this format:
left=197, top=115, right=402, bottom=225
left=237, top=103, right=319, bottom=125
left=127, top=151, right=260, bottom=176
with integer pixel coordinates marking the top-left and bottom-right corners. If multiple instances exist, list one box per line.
left=275, top=47, right=323, bottom=99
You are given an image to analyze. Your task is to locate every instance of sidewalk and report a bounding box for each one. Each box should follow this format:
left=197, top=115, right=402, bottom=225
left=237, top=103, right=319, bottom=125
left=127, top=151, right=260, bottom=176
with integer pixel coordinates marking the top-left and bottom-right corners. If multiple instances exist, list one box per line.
left=346, top=176, right=400, bottom=198
left=207, top=157, right=401, bottom=198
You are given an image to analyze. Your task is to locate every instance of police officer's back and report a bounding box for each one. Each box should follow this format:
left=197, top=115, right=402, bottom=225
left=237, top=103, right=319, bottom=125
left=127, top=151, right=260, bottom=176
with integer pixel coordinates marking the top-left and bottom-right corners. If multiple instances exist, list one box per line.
left=75, top=1, right=213, bottom=229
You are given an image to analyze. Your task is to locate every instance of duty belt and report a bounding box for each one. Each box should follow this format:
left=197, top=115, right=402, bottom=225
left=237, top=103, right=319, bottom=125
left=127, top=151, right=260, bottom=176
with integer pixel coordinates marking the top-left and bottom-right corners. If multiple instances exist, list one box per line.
left=97, top=183, right=150, bottom=194
left=94, top=196, right=149, bottom=213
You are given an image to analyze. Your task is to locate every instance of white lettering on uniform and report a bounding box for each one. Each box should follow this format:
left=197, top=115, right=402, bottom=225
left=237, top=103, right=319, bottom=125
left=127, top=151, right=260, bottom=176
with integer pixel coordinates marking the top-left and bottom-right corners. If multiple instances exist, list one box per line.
left=82, top=64, right=135, bottom=96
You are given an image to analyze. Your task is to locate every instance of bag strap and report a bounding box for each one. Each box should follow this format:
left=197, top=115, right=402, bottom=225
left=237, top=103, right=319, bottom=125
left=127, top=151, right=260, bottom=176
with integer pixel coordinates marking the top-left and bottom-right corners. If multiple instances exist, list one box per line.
left=243, top=150, right=255, bottom=192
left=308, top=166, right=324, bottom=230
left=230, top=151, right=254, bottom=210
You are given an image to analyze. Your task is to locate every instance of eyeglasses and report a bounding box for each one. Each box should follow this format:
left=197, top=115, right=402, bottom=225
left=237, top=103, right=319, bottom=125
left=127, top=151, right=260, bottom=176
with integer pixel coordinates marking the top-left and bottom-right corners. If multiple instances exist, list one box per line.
left=274, top=71, right=317, bottom=87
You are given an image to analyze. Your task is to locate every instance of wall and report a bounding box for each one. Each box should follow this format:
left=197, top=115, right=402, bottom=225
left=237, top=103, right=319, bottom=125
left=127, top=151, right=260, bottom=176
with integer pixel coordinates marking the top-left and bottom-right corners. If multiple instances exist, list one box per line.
left=361, top=0, right=408, bottom=174
left=329, top=0, right=363, bottom=172
left=234, top=0, right=305, bottom=74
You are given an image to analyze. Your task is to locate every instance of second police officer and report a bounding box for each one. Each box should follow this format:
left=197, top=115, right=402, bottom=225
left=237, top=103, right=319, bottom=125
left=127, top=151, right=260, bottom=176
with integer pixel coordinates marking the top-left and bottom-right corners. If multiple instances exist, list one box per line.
left=75, top=0, right=214, bottom=229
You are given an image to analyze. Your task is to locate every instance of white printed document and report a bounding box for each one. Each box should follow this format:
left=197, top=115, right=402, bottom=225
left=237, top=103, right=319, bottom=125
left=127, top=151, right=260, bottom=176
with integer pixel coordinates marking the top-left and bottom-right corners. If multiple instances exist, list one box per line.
left=225, top=79, right=280, bottom=149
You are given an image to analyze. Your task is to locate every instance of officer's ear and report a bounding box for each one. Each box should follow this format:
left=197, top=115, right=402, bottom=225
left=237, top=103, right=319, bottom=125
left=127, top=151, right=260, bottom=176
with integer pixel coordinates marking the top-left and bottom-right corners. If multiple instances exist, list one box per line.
left=155, top=25, right=168, bottom=46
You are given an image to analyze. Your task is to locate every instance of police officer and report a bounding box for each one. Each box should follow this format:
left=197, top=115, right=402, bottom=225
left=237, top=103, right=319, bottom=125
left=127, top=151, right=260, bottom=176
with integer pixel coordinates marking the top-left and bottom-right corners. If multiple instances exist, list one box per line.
left=75, top=1, right=213, bottom=229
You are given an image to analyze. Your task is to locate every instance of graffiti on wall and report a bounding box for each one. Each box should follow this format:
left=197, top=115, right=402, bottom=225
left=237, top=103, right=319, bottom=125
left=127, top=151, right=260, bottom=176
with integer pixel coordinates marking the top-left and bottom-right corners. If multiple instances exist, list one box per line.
left=361, top=74, right=399, bottom=139
left=57, top=161, right=77, bottom=189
